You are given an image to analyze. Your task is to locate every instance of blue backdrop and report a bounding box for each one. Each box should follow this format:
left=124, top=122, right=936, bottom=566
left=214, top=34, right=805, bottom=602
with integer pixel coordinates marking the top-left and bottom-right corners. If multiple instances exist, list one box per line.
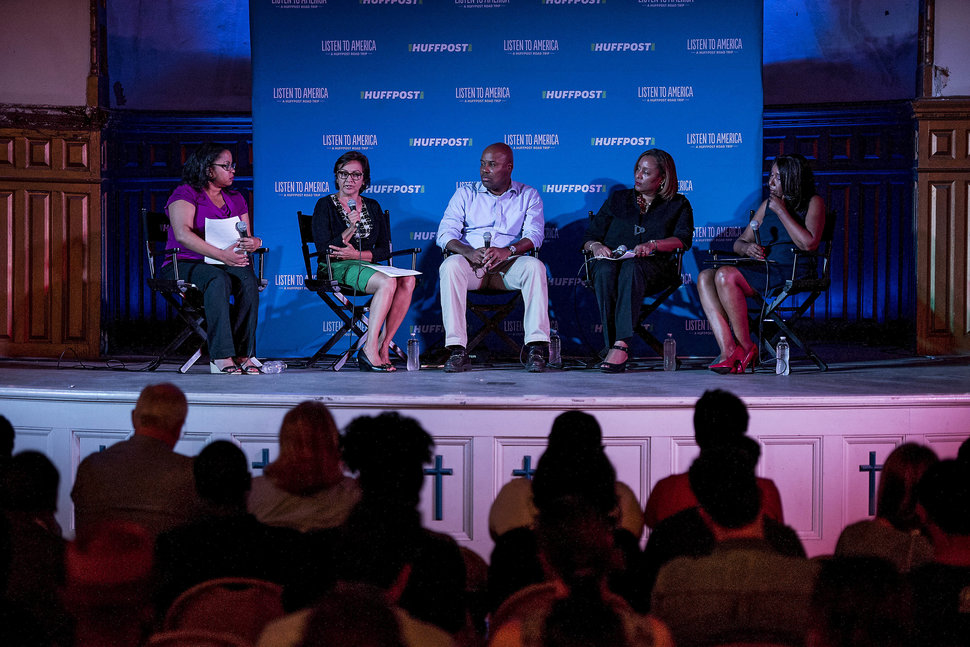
left=250, top=0, right=763, bottom=360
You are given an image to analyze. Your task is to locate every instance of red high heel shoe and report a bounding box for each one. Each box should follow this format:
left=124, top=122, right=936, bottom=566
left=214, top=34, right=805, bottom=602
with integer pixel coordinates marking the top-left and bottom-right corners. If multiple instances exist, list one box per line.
left=708, top=346, right=743, bottom=375
left=733, top=345, right=758, bottom=374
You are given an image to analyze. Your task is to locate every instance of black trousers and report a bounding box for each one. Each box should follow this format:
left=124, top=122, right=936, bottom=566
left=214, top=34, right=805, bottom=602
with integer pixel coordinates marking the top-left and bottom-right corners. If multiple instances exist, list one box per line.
left=160, top=261, right=259, bottom=359
left=591, top=256, right=675, bottom=349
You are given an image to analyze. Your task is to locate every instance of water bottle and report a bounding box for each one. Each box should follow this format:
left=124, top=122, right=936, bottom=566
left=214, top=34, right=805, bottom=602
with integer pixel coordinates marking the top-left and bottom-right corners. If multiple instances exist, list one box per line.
left=407, top=332, right=420, bottom=371
left=548, top=329, right=561, bottom=367
left=663, top=333, right=677, bottom=371
left=262, top=360, right=286, bottom=374
left=775, top=336, right=790, bottom=375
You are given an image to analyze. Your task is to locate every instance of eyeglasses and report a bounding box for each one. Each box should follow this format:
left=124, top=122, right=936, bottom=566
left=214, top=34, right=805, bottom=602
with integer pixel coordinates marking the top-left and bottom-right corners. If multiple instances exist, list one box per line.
left=213, top=162, right=236, bottom=171
left=337, top=171, right=364, bottom=181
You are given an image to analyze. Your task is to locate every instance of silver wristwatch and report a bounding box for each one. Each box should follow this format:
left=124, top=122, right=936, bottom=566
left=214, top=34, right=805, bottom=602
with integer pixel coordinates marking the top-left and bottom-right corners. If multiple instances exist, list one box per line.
left=508, top=244, right=517, bottom=255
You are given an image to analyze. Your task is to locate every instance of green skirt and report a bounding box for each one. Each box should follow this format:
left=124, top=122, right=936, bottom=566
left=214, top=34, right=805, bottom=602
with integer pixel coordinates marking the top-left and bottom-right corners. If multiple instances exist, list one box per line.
left=319, top=259, right=378, bottom=292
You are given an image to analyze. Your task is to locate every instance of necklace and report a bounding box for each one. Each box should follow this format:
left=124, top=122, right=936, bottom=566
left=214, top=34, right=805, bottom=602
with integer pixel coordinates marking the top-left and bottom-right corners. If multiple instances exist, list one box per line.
left=636, top=193, right=654, bottom=214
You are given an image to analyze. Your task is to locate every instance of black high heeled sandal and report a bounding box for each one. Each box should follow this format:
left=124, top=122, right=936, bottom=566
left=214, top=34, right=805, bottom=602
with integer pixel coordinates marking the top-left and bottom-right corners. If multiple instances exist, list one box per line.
left=357, top=349, right=391, bottom=372
left=599, top=344, right=629, bottom=374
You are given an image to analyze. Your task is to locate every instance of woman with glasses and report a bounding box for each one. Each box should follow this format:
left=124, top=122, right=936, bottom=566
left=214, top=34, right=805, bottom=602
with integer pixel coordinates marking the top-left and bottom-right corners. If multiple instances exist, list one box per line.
left=163, top=142, right=263, bottom=374
left=311, top=151, right=416, bottom=372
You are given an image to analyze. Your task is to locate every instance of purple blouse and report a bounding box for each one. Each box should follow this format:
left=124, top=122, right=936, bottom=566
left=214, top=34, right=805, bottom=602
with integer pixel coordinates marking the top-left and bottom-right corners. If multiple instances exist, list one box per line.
left=163, top=184, right=250, bottom=262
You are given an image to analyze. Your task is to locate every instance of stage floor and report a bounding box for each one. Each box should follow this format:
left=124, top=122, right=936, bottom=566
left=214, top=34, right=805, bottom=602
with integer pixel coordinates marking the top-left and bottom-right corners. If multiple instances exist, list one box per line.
left=3, top=347, right=969, bottom=408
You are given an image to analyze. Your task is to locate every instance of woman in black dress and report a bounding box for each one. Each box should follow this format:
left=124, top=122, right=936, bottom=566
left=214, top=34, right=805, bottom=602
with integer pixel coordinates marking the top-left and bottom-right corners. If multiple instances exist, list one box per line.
left=697, top=153, right=826, bottom=374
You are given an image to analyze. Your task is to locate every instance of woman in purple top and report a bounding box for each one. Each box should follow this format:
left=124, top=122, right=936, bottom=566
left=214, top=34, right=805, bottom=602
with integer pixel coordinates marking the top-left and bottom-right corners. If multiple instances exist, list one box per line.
left=162, top=143, right=263, bottom=374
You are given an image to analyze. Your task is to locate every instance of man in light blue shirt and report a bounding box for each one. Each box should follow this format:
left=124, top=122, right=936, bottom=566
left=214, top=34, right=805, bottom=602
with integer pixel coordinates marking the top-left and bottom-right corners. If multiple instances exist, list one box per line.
left=435, top=143, right=550, bottom=372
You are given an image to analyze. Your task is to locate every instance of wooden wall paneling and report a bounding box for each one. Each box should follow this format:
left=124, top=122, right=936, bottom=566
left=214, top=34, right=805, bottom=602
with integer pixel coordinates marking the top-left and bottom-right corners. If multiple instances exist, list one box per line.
left=759, top=435, right=822, bottom=541
left=1, top=189, right=13, bottom=343
left=0, top=121, right=102, bottom=358
left=914, top=99, right=970, bottom=355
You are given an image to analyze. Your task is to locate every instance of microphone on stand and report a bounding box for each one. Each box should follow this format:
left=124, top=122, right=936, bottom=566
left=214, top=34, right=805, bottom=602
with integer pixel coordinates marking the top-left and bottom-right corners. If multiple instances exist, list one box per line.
left=611, top=244, right=628, bottom=259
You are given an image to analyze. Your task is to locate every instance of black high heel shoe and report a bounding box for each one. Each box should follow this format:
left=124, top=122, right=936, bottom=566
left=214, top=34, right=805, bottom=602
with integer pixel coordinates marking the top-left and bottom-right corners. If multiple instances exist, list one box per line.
left=599, top=344, right=629, bottom=374
left=357, top=349, right=390, bottom=372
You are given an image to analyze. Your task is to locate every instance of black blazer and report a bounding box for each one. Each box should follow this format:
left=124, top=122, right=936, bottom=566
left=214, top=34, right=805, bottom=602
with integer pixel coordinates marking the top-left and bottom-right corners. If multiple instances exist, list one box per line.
left=311, top=194, right=391, bottom=263
left=584, top=189, right=694, bottom=252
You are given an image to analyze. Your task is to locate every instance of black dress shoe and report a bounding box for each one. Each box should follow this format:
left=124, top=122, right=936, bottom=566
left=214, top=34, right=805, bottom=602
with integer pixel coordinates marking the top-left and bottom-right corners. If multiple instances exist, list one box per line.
left=443, top=347, right=471, bottom=373
left=526, top=344, right=547, bottom=373
left=357, top=349, right=390, bottom=372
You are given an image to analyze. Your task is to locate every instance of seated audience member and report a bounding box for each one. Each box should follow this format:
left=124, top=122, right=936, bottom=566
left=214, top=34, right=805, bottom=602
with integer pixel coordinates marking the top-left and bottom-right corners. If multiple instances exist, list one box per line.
left=649, top=444, right=819, bottom=646
left=62, top=521, right=157, bottom=647
left=489, top=496, right=673, bottom=647
left=835, top=442, right=937, bottom=572
left=643, top=388, right=784, bottom=528
left=0, top=514, right=51, bottom=647
left=0, top=414, right=13, bottom=470
left=806, top=556, right=913, bottom=647
left=70, top=383, right=200, bottom=538
left=154, top=440, right=307, bottom=614
left=909, top=459, right=970, bottom=646
left=298, top=583, right=408, bottom=647
left=638, top=435, right=803, bottom=609
left=489, top=411, right=644, bottom=540
left=958, top=435, right=970, bottom=465
left=340, top=412, right=467, bottom=637
left=259, top=507, right=456, bottom=647
left=489, top=445, right=640, bottom=614
left=2, top=451, right=69, bottom=646
left=248, top=401, right=361, bottom=532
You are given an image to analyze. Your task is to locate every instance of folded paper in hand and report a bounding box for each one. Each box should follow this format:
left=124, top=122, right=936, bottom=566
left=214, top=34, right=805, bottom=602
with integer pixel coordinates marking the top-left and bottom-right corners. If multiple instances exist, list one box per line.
left=204, top=217, right=243, bottom=265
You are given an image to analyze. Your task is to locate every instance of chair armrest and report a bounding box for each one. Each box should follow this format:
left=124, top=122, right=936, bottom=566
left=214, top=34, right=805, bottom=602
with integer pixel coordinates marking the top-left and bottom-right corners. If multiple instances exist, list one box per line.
left=388, top=247, right=422, bottom=270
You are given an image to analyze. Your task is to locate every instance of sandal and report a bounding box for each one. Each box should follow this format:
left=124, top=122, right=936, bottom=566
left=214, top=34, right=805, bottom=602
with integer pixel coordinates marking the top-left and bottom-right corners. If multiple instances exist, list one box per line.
left=210, top=361, right=243, bottom=375
left=599, top=344, right=629, bottom=374
left=238, top=359, right=264, bottom=375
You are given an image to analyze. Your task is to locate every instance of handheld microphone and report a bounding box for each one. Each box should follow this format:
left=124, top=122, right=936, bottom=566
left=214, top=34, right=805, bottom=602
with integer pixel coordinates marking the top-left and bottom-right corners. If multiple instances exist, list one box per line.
left=611, top=244, right=628, bottom=259
left=235, top=221, right=249, bottom=255
left=483, top=231, right=491, bottom=248
left=750, top=219, right=762, bottom=248
left=347, top=199, right=361, bottom=246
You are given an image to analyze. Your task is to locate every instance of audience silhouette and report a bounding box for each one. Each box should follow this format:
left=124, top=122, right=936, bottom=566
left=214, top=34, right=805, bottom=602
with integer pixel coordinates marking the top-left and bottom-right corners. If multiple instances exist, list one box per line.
left=2, top=389, right=968, bottom=647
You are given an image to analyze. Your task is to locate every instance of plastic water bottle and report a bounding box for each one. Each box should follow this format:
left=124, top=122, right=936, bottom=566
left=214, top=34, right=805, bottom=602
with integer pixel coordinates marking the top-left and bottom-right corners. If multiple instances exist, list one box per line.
left=775, top=336, right=790, bottom=375
left=548, top=329, right=561, bottom=367
left=407, top=332, right=420, bottom=371
left=262, top=360, right=286, bottom=374
left=663, top=333, right=677, bottom=371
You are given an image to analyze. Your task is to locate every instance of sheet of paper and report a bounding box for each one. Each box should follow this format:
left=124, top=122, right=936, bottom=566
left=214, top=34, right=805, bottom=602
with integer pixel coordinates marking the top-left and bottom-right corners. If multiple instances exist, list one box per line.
left=204, top=217, right=243, bottom=265
left=365, top=263, right=422, bottom=278
left=595, top=251, right=636, bottom=261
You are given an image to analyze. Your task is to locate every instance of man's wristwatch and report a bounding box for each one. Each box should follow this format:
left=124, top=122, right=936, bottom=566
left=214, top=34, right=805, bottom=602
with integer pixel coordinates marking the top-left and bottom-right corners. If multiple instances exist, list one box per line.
left=507, top=244, right=517, bottom=256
